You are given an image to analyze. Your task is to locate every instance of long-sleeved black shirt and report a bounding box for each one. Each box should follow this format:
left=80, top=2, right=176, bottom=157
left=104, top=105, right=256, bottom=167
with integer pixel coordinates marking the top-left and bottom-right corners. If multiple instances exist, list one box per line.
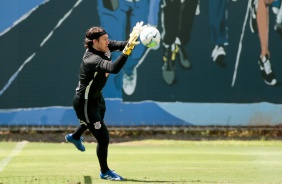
left=75, top=40, right=127, bottom=99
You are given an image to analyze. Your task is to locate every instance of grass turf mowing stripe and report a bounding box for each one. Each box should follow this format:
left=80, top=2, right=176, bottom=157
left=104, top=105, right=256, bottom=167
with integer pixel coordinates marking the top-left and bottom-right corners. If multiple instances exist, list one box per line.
left=0, top=141, right=28, bottom=173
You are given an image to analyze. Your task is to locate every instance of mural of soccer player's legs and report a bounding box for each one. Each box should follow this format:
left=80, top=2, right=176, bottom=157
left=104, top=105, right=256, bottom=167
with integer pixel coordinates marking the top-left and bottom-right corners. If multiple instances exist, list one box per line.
left=256, top=0, right=278, bottom=86
left=161, top=0, right=198, bottom=85
left=208, top=0, right=228, bottom=67
left=122, top=0, right=161, bottom=96
left=250, top=0, right=282, bottom=39
left=274, top=0, right=282, bottom=38
left=97, top=0, right=149, bottom=98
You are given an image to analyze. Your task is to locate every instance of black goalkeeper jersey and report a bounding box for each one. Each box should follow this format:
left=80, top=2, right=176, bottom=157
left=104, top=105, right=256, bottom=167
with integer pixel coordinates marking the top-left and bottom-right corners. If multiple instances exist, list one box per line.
left=75, top=40, right=127, bottom=99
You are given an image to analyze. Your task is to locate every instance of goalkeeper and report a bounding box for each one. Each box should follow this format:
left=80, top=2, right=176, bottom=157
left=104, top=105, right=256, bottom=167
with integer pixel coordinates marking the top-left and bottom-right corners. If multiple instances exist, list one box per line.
left=65, top=22, right=146, bottom=181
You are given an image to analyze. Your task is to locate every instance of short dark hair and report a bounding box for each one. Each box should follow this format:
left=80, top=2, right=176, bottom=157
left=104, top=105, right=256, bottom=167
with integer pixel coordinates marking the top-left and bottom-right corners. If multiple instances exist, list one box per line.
left=84, top=26, right=107, bottom=49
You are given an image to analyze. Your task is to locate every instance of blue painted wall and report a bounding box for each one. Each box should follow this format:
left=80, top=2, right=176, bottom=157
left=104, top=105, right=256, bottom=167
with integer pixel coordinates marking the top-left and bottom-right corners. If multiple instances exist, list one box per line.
left=0, top=0, right=45, bottom=33
left=0, top=0, right=282, bottom=127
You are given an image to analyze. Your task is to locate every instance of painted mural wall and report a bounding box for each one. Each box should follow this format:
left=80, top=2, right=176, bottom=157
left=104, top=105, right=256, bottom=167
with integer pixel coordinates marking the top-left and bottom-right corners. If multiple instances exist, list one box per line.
left=0, top=0, right=282, bottom=127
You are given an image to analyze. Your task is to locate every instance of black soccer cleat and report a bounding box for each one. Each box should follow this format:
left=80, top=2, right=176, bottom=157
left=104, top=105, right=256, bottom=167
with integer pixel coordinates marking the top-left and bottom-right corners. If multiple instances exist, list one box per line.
left=211, top=45, right=226, bottom=67
left=258, top=55, right=278, bottom=86
left=177, top=45, right=191, bottom=69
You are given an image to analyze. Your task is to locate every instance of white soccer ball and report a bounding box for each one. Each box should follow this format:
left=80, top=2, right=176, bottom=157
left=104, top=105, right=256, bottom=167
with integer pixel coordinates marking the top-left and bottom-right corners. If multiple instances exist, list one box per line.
left=140, top=26, right=161, bottom=48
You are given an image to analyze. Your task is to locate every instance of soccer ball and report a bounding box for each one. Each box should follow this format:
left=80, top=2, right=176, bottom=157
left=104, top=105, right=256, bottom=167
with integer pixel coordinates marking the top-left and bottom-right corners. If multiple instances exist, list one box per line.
left=139, top=26, right=161, bottom=48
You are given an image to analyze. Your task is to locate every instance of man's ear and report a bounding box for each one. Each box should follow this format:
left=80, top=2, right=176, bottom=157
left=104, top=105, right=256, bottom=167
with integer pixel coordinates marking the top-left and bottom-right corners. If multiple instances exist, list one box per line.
left=93, top=39, right=98, bottom=44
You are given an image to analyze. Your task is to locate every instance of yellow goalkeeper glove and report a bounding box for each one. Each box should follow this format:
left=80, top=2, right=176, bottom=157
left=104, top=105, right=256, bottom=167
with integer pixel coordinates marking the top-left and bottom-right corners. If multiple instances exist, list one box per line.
left=123, top=21, right=147, bottom=55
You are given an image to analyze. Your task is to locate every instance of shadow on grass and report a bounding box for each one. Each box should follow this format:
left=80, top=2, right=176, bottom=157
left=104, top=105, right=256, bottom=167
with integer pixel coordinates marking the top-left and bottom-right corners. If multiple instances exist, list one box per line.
left=84, top=176, right=92, bottom=184
left=125, top=179, right=218, bottom=183
left=124, top=178, right=188, bottom=183
left=83, top=176, right=215, bottom=183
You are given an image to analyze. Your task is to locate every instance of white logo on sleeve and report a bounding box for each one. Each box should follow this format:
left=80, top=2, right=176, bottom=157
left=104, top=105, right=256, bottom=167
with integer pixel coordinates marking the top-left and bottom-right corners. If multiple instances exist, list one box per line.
left=94, top=121, right=101, bottom=129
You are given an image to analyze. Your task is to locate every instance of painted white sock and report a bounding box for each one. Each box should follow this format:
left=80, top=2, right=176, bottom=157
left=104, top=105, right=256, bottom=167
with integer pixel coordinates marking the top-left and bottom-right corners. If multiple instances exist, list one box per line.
left=277, top=3, right=282, bottom=23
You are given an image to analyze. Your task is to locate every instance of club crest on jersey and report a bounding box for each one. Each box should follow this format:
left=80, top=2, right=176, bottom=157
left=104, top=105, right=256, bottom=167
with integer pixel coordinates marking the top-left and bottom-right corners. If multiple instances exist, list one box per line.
left=94, top=121, right=101, bottom=129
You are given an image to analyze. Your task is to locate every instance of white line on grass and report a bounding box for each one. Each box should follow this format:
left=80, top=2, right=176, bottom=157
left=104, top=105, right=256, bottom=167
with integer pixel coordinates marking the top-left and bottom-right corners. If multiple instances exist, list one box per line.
left=0, top=141, right=28, bottom=173
left=231, top=0, right=251, bottom=87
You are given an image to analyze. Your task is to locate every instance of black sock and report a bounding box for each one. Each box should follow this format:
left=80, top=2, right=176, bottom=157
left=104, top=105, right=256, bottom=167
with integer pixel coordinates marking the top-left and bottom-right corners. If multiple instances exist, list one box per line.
left=72, top=124, right=87, bottom=140
left=101, top=169, right=110, bottom=174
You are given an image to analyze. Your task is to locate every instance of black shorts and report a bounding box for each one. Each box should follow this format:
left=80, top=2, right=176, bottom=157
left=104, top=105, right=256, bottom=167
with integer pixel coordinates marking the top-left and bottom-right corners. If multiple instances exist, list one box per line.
left=73, top=94, right=109, bottom=145
left=73, top=94, right=106, bottom=125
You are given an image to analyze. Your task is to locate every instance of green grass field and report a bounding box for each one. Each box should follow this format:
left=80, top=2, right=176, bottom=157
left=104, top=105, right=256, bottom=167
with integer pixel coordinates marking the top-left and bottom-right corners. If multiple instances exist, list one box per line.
left=0, top=140, right=282, bottom=184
